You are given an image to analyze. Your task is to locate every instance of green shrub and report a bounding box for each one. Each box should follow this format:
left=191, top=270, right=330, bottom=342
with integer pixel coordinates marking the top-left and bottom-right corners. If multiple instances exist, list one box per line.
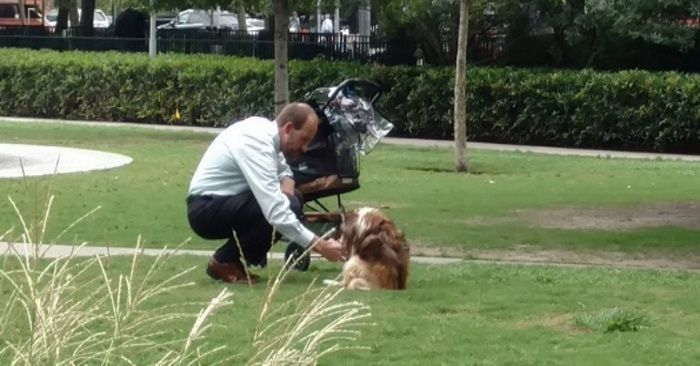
left=1, top=48, right=699, bottom=153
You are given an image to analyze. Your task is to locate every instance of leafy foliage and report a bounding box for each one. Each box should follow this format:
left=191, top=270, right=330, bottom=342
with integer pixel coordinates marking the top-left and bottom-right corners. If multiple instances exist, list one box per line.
left=1, top=49, right=700, bottom=153
left=377, top=0, right=699, bottom=70
left=591, top=0, right=699, bottom=50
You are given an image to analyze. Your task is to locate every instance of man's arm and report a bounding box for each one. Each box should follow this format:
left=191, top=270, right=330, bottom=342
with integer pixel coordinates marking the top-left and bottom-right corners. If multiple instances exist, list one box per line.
left=280, top=176, right=295, bottom=196
left=278, top=151, right=296, bottom=196
left=277, top=151, right=292, bottom=175
left=229, top=134, right=315, bottom=247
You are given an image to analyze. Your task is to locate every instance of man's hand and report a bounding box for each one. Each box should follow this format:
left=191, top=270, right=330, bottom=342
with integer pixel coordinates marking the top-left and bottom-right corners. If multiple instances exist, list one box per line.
left=281, top=176, right=295, bottom=196
left=313, top=238, right=347, bottom=262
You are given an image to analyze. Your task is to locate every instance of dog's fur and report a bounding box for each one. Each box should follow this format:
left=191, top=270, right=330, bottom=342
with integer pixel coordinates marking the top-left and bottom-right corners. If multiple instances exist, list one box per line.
left=329, top=207, right=410, bottom=290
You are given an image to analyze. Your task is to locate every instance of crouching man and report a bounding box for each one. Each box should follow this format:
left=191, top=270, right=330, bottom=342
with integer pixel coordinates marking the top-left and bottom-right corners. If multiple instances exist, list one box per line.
left=186, top=103, right=347, bottom=284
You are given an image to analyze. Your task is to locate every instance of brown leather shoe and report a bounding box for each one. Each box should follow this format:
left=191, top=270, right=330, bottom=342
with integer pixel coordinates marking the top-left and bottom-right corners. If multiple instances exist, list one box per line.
left=206, top=258, right=259, bottom=284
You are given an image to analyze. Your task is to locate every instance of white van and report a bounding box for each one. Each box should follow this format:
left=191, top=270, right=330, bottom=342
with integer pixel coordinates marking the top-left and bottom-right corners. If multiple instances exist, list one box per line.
left=43, top=8, right=111, bottom=28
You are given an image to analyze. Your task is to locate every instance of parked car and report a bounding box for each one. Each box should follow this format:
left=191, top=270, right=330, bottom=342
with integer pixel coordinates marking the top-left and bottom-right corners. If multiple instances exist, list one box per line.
left=0, top=0, right=43, bottom=26
left=246, top=16, right=265, bottom=34
left=44, top=8, right=111, bottom=28
left=158, top=9, right=264, bottom=34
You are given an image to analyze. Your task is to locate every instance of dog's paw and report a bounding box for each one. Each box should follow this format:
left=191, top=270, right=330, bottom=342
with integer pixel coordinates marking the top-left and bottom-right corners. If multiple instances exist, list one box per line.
left=322, top=279, right=342, bottom=286
left=346, top=278, right=372, bottom=290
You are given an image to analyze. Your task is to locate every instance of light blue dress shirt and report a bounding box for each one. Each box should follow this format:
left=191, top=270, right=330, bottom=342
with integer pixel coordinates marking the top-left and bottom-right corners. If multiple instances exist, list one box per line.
left=188, top=116, right=316, bottom=248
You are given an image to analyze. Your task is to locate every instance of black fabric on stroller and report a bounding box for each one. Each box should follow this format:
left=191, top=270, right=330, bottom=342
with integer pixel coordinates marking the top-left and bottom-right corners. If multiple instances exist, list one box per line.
left=282, top=78, right=394, bottom=272
left=288, top=78, right=394, bottom=202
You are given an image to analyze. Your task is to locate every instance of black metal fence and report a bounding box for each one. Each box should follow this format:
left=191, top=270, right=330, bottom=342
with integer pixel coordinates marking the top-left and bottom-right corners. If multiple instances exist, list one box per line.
left=0, top=25, right=504, bottom=65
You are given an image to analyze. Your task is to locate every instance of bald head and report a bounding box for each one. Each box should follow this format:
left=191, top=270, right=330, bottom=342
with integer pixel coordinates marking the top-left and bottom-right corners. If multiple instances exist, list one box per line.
left=276, top=102, right=319, bottom=162
left=276, top=102, right=318, bottom=130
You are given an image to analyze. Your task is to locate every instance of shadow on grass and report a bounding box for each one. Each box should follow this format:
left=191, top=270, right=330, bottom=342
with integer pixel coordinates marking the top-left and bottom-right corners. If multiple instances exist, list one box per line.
left=405, top=166, right=487, bottom=174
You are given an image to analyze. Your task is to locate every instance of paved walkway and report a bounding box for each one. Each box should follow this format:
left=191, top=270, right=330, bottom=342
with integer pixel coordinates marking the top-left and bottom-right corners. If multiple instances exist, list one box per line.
left=1, top=115, right=699, bottom=269
left=3, top=116, right=700, bottom=162
left=0, top=242, right=463, bottom=264
left=3, top=241, right=698, bottom=272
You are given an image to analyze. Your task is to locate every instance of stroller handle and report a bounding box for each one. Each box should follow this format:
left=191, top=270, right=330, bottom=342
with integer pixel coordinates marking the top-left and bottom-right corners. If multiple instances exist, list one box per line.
left=322, top=78, right=383, bottom=110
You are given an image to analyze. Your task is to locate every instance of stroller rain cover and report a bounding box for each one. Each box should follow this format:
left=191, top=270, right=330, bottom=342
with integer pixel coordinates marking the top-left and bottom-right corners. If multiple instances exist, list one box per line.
left=306, top=83, right=394, bottom=156
left=289, top=80, right=395, bottom=191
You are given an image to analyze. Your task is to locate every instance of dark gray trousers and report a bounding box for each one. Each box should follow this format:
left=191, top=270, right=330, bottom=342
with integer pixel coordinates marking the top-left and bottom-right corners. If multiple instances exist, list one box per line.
left=186, top=189, right=304, bottom=267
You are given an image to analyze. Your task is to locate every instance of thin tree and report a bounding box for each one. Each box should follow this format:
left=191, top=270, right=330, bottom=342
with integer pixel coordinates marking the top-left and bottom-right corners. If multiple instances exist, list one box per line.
left=273, top=0, right=290, bottom=116
left=453, top=0, right=469, bottom=172
left=80, top=0, right=96, bottom=36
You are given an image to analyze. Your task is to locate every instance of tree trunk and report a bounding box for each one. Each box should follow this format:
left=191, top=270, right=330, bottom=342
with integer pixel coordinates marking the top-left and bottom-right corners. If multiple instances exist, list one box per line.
left=273, top=0, right=290, bottom=117
left=56, top=7, right=69, bottom=33
left=17, top=0, right=26, bottom=25
left=79, top=0, right=96, bottom=36
left=453, top=0, right=469, bottom=172
left=237, top=1, right=247, bottom=32
left=68, top=0, right=79, bottom=27
left=405, top=25, right=449, bottom=65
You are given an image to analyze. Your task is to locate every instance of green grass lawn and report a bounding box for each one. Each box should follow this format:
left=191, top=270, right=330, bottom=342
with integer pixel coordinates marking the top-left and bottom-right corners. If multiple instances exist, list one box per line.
left=2, top=120, right=700, bottom=365
left=1, top=121, right=699, bottom=260
left=2, top=252, right=699, bottom=365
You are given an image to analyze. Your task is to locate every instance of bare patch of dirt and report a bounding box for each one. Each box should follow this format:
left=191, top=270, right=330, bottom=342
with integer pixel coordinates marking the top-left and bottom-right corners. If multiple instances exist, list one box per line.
left=410, top=244, right=700, bottom=271
left=459, top=216, right=516, bottom=227
left=460, top=201, right=700, bottom=232
left=411, top=244, right=468, bottom=258
left=517, top=201, right=700, bottom=231
left=514, top=313, right=584, bottom=333
left=368, top=200, right=700, bottom=270
left=433, top=201, right=700, bottom=270
left=466, top=246, right=700, bottom=270
left=344, top=200, right=405, bottom=210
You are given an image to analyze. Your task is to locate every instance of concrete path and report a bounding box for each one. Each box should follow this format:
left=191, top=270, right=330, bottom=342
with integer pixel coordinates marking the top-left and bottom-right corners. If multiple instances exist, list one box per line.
left=3, top=241, right=699, bottom=272
left=0, top=242, right=462, bottom=265
left=1, top=115, right=700, bottom=270
left=2, top=116, right=700, bottom=162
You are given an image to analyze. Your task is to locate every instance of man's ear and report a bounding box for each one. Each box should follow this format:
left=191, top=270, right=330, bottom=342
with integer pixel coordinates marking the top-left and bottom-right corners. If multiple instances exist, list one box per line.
left=283, top=121, right=295, bottom=134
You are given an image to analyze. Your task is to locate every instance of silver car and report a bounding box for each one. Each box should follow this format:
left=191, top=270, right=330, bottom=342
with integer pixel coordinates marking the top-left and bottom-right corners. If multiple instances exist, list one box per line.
left=44, top=8, right=111, bottom=28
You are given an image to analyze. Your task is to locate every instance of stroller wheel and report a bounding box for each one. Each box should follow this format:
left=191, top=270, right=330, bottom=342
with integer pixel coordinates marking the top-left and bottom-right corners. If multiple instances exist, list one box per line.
left=284, top=242, right=311, bottom=272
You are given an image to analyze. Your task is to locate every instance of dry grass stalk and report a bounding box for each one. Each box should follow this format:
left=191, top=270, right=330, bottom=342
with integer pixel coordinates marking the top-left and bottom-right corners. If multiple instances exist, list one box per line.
left=0, top=191, right=234, bottom=366
left=244, top=228, right=375, bottom=366
left=1, top=163, right=374, bottom=366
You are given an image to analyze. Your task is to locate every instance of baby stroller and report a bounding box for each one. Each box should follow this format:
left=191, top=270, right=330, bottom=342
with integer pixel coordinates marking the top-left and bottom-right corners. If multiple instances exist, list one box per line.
left=282, top=78, right=395, bottom=271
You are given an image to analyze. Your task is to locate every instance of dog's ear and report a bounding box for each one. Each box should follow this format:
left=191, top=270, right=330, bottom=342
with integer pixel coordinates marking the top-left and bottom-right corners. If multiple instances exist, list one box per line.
left=339, top=211, right=359, bottom=252
left=357, top=233, right=382, bottom=261
left=364, top=232, right=407, bottom=290
left=386, top=226, right=409, bottom=290
left=359, top=231, right=401, bottom=271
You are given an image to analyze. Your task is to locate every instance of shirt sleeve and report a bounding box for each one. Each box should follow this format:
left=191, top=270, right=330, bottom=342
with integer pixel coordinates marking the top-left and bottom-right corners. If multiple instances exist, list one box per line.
left=228, top=132, right=316, bottom=248
left=277, top=151, right=294, bottom=180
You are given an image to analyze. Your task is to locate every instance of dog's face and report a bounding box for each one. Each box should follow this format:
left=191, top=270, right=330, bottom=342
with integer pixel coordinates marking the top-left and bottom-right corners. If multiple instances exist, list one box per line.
left=341, top=208, right=400, bottom=253
left=340, top=207, right=410, bottom=289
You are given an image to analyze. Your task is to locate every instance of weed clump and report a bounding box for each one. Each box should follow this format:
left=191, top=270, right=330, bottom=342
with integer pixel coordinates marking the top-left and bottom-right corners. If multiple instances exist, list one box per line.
left=573, top=306, right=651, bottom=333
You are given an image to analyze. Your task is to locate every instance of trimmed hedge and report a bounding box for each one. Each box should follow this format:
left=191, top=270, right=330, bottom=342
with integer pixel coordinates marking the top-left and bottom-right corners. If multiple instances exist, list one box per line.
left=1, top=49, right=699, bottom=154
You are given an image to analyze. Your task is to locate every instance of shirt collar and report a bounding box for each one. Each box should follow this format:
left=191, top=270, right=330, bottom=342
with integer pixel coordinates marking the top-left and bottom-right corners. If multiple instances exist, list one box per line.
left=271, top=119, right=281, bottom=153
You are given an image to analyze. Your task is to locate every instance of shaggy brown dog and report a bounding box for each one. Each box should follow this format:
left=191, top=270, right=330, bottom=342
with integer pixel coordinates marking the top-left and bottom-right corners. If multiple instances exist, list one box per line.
left=327, top=207, right=410, bottom=290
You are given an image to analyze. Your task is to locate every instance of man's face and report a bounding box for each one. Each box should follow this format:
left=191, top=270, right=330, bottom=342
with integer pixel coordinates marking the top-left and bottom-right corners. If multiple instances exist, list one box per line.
left=280, top=115, right=317, bottom=162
